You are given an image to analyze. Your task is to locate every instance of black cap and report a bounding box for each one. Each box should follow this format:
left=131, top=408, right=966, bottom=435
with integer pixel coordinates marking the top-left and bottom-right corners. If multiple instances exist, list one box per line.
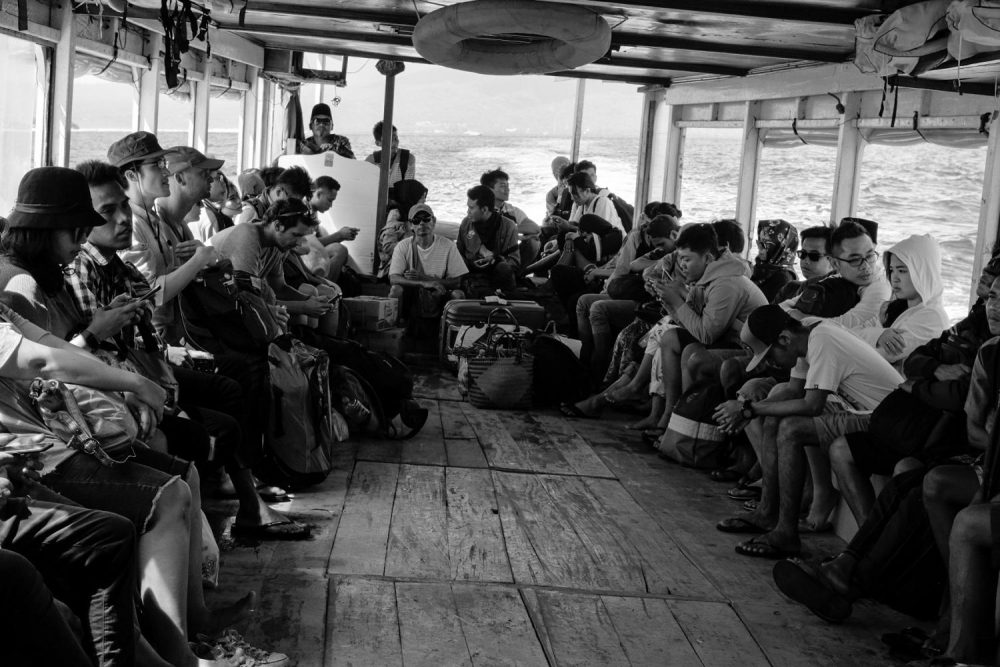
left=7, top=167, right=105, bottom=230
left=742, top=305, right=797, bottom=372
left=310, top=103, right=332, bottom=121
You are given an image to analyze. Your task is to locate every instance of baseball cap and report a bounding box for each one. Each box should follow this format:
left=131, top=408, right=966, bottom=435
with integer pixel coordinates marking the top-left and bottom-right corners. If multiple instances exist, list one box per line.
left=107, top=131, right=172, bottom=168
left=408, top=203, right=434, bottom=220
left=310, top=103, right=332, bottom=121
left=165, top=147, right=225, bottom=175
left=6, top=167, right=105, bottom=230
left=742, top=304, right=797, bottom=372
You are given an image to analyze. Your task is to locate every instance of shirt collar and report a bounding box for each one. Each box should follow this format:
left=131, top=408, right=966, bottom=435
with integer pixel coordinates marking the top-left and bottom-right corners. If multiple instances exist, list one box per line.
left=80, top=241, right=112, bottom=267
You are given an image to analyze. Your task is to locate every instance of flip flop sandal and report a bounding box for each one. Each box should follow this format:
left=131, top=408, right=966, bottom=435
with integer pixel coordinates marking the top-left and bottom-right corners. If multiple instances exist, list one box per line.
left=641, top=429, right=664, bottom=446
left=772, top=558, right=852, bottom=623
left=256, top=485, right=290, bottom=503
left=716, top=516, right=769, bottom=534
left=709, top=469, right=742, bottom=483
left=742, top=499, right=759, bottom=512
left=232, top=518, right=312, bottom=541
left=735, top=535, right=800, bottom=560
left=727, top=485, right=762, bottom=501
left=559, top=402, right=598, bottom=419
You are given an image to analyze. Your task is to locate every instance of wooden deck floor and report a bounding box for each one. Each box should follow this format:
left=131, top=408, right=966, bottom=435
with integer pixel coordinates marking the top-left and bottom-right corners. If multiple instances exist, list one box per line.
left=206, top=368, right=915, bottom=666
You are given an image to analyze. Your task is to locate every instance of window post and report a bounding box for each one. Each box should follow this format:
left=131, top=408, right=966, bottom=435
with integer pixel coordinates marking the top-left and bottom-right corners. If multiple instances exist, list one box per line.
left=49, top=0, right=75, bottom=166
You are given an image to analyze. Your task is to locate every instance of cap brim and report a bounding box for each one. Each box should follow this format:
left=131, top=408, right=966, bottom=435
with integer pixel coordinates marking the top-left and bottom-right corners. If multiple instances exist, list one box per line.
left=198, top=157, right=225, bottom=170
left=112, top=147, right=172, bottom=168
left=744, top=345, right=772, bottom=373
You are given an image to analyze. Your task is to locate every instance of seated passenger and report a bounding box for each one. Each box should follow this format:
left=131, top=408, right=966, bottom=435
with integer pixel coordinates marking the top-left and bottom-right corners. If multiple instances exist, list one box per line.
left=549, top=214, right=624, bottom=316
left=776, top=225, right=835, bottom=301
left=297, top=102, right=354, bottom=158
left=545, top=156, right=570, bottom=219
left=302, top=176, right=356, bottom=281
left=376, top=179, right=428, bottom=280
left=457, top=184, right=520, bottom=294
left=714, top=305, right=902, bottom=559
left=561, top=171, right=621, bottom=232
left=481, top=168, right=541, bottom=270
left=189, top=170, right=239, bottom=242
left=236, top=166, right=312, bottom=225
left=750, top=219, right=799, bottom=302
left=388, top=203, right=467, bottom=333
left=365, top=121, right=415, bottom=184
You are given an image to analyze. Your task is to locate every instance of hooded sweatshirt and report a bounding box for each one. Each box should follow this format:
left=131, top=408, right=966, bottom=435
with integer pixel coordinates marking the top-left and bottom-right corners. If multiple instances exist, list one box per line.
left=666, top=253, right=768, bottom=346
left=854, top=234, right=949, bottom=369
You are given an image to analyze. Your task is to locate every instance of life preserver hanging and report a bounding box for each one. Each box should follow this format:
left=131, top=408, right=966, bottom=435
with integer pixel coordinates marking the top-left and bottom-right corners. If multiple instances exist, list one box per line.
left=412, top=0, right=612, bottom=75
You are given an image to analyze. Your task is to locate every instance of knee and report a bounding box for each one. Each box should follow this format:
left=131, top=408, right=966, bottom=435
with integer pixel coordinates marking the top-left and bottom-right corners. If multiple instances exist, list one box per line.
left=330, top=244, right=349, bottom=262
left=154, top=477, right=193, bottom=521
left=298, top=283, right=318, bottom=297
left=949, top=505, right=987, bottom=547
left=777, top=416, right=812, bottom=445
left=828, top=436, right=853, bottom=467
left=922, top=467, right=955, bottom=505
left=589, top=302, right=612, bottom=329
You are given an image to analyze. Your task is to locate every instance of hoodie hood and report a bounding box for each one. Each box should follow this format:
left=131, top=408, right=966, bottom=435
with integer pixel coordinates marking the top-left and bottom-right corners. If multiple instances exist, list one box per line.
left=697, top=252, right=754, bottom=285
left=885, top=234, right=943, bottom=309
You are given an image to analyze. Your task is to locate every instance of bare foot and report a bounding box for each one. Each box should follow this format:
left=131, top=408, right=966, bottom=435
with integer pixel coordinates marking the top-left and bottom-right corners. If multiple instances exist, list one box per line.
left=626, top=416, right=660, bottom=430
left=193, top=591, right=257, bottom=638
left=606, top=383, right=643, bottom=404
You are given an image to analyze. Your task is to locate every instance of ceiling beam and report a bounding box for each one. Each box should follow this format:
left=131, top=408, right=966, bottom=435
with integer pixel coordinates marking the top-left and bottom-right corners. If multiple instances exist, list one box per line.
left=225, top=22, right=414, bottom=48
left=599, top=55, right=747, bottom=77
left=550, top=70, right=671, bottom=87
left=576, top=1, right=875, bottom=26
left=265, top=41, right=427, bottom=65
left=613, top=33, right=848, bottom=62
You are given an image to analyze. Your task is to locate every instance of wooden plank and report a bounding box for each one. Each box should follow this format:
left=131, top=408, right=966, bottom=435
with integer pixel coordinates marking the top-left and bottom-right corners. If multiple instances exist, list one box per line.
left=493, top=471, right=605, bottom=590
left=395, top=582, right=472, bottom=667
left=534, top=414, right=616, bottom=478
left=445, top=438, right=488, bottom=468
left=439, top=400, right=476, bottom=439
left=400, top=401, right=447, bottom=466
left=267, top=467, right=350, bottom=573
left=526, top=590, right=631, bottom=665
left=238, top=572, right=327, bottom=665
left=450, top=584, right=548, bottom=666
left=328, top=461, right=398, bottom=576
left=356, top=438, right=402, bottom=463
left=326, top=576, right=402, bottom=666
left=497, top=412, right=579, bottom=475
left=668, top=600, right=770, bottom=667
left=462, top=406, right=537, bottom=472
left=385, top=464, right=450, bottom=579
left=413, top=370, right=463, bottom=401
left=738, top=600, right=905, bottom=667
left=582, top=476, right=722, bottom=600
left=603, top=596, right=704, bottom=665
left=446, top=468, right=513, bottom=583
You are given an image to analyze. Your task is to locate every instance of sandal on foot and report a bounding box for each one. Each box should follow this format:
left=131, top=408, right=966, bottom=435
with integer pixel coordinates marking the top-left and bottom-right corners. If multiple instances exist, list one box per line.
left=735, top=535, right=800, bottom=560
left=716, top=516, right=769, bottom=534
left=641, top=429, right=664, bottom=446
left=232, top=518, right=312, bottom=541
left=257, top=485, right=290, bottom=503
left=772, top=558, right=852, bottom=623
left=709, top=469, right=743, bottom=483
left=727, top=485, right=762, bottom=501
left=798, top=517, right=834, bottom=533
left=559, top=402, right=597, bottom=419
left=742, top=499, right=759, bottom=512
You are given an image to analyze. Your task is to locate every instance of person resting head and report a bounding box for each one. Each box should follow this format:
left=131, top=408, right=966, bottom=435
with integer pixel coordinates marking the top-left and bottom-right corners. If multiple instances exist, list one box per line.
left=751, top=219, right=800, bottom=302
left=712, top=218, right=745, bottom=255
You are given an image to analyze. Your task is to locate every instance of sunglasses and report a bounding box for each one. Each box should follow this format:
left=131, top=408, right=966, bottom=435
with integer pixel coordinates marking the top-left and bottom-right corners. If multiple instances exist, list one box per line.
left=411, top=214, right=433, bottom=223
left=796, top=250, right=826, bottom=262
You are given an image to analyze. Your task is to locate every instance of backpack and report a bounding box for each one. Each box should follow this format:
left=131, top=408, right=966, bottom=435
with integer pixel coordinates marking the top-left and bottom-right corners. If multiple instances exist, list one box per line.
left=531, top=333, right=590, bottom=405
left=263, top=336, right=338, bottom=489
left=794, top=276, right=863, bottom=318
left=178, top=261, right=282, bottom=355
left=606, top=193, right=635, bottom=233
left=657, top=381, right=729, bottom=469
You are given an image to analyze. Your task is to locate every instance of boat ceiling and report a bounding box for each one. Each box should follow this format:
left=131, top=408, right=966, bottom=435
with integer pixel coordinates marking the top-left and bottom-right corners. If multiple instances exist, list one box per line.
left=210, top=0, right=890, bottom=86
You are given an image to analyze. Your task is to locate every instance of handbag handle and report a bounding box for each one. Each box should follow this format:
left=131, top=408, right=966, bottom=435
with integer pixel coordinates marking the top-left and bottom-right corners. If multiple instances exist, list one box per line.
left=486, top=307, right=520, bottom=330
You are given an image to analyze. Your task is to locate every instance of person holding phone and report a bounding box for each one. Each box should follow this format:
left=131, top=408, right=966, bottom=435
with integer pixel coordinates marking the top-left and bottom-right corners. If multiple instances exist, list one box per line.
left=456, top=184, right=520, bottom=295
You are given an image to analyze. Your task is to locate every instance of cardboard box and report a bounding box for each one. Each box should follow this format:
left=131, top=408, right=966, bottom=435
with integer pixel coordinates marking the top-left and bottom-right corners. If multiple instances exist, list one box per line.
left=353, top=327, right=407, bottom=357
left=344, top=296, right=398, bottom=331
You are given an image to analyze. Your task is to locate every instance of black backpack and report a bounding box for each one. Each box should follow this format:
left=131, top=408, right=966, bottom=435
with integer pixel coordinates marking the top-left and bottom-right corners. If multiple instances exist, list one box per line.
left=530, top=334, right=590, bottom=405
left=606, top=193, right=635, bottom=233
left=795, top=276, right=862, bottom=318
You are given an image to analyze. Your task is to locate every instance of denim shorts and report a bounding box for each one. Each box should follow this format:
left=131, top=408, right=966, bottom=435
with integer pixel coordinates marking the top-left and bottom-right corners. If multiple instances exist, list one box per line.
left=41, top=446, right=191, bottom=535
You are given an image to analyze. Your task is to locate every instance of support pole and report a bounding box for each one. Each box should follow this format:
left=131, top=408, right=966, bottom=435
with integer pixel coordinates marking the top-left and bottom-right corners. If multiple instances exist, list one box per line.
left=238, top=66, right=259, bottom=172
left=830, top=92, right=864, bottom=225
left=372, top=59, right=404, bottom=276
left=735, top=100, right=762, bottom=254
left=136, top=33, right=162, bottom=134
left=570, top=79, right=586, bottom=163
left=49, top=0, right=76, bottom=166
left=662, top=104, right=685, bottom=208
left=633, top=94, right=656, bottom=211
left=971, top=113, right=1000, bottom=308
left=191, top=77, right=210, bottom=153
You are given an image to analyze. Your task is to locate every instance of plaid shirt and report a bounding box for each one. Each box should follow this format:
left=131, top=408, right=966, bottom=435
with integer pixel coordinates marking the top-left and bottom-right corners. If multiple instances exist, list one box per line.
left=68, top=242, right=152, bottom=320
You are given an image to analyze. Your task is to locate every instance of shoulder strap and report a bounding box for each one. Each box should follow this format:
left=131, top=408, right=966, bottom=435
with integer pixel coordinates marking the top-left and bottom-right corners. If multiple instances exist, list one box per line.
left=398, top=149, right=410, bottom=177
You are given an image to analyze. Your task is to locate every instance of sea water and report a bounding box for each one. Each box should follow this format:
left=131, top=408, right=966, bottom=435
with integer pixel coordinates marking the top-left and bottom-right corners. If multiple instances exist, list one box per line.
left=71, top=130, right=986, bottom=321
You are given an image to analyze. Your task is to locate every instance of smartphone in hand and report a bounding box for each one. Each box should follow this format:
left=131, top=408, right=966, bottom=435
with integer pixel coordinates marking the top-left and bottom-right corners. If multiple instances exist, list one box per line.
left=135, top=285, right=162, bottom=303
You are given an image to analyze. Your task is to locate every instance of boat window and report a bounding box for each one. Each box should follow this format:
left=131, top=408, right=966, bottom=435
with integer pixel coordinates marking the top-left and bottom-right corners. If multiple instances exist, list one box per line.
left=69, top=73, right=137, bottom=167
left=574, top=82, right=642, bottom=211
left=679, top=128, right=740, bottom=222
left=0, top=34, right=46, bottom=214
left=856, top=142, right=987, bottom=321
left=207, top=90, right=241, bottom=178
left=158, top=81, right=195, bottom=157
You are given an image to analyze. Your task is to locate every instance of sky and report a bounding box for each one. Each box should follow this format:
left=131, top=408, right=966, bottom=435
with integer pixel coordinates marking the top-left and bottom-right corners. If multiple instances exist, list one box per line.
left=72, top=57, right=645, bottom=138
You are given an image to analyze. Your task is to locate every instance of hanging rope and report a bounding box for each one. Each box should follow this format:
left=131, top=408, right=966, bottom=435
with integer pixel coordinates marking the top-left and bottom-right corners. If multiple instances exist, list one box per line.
left=791, top=118, right=808, bottom=145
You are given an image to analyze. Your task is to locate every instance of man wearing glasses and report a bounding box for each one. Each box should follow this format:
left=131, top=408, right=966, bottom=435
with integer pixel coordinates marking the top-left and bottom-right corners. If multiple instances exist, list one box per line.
left=785, top=220, right=890, bottom=330
left=108, top=133, right=220, bottom=343
left=298, top=103, right=355, bottom=159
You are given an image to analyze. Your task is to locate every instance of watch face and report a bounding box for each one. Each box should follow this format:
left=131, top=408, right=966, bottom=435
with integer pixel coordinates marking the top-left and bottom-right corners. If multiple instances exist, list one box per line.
left=741, top=407, right=754, bottom=420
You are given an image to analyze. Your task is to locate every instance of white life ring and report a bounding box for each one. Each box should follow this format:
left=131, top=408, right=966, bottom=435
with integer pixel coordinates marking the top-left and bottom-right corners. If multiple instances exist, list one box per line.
left=412, top=0, right=612, bottom=75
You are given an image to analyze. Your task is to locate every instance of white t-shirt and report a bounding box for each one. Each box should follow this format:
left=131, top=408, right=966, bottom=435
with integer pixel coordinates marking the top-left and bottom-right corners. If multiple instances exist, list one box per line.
left=790, top=321, right=902, bottom=411
left=389, top=235, right=468, bottom=280
left=569, top=194, right=622, bottom=231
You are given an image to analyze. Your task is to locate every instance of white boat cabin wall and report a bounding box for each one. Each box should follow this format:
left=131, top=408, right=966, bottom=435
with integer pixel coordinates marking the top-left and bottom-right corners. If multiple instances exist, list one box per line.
left=4, top=0, right=1000, bottom=305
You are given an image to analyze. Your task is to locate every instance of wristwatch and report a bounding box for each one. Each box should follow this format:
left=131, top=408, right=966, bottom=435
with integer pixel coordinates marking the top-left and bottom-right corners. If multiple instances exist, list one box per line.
left=739, top=397, right=756, bottom=421
left=81, top=329, right=101, bottom=350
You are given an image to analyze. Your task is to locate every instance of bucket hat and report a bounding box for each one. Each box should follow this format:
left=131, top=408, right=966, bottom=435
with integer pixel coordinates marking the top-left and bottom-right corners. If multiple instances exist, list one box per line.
left=6, top=167, right=105, bottom=230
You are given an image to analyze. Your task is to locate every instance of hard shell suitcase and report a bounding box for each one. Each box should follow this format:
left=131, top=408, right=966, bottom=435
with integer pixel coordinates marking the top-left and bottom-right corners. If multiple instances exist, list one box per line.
left=439, top=297, right=547, bottom=366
